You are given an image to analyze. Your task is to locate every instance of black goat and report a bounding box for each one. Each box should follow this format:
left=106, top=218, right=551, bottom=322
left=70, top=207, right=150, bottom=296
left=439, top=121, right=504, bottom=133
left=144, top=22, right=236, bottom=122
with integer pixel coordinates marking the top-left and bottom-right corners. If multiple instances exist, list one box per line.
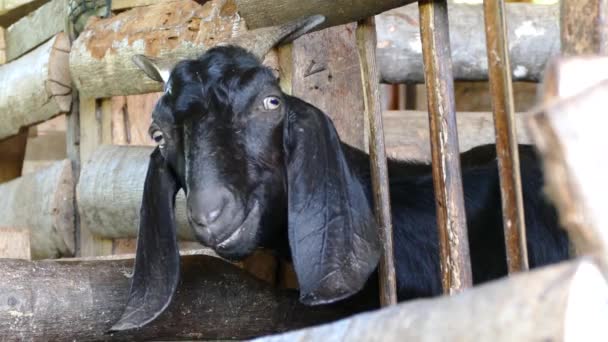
left=111, top=19, right=569, bottom=331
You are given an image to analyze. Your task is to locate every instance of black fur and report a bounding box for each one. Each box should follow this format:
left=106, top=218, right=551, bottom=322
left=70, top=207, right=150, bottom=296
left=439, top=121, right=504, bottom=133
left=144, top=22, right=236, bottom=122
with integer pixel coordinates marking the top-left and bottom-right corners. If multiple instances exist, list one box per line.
left=113, top=46, right=569, bottom=330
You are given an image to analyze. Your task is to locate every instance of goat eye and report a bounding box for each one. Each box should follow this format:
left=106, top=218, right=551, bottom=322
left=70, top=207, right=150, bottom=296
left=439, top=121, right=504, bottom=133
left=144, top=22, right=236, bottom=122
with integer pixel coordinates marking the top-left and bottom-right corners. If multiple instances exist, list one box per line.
left=263, top=96, right=281, bottom=110
left=151, top=130, right=165, bottom=148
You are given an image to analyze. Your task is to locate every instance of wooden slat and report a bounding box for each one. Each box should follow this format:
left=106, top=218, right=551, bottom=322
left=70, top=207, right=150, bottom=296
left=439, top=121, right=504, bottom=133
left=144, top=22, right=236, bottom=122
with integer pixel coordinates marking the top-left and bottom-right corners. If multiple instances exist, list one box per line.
left=418, top=0, right=472, bottom=294
left=483, top=0, right=528, bottom=273
left=356, top=17, right=397, bottom=306
left=561, top=0, right=608, bottom=55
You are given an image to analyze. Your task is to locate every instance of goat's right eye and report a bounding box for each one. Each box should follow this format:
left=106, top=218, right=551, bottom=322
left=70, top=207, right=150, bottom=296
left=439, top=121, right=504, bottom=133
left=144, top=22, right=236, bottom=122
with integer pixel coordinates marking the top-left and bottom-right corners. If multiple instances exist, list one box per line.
left=151, top=130, right=165, bottom=148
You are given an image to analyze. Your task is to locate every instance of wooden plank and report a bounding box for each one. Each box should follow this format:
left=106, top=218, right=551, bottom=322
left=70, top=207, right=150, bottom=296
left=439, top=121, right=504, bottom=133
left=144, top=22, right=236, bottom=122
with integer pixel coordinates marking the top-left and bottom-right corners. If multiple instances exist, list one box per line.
left=561, top=0, right=608, bottom=55
left=418, top=0, right=472, bottom=294
left=5, top=0, right=66, bottom=62
left=0, top=254, right=363, bottom=340
left=0, top=227, right=30, bottom=259
left=254, top=259, right=608, bottom=342
left=78, top=97, right=112, bottom=257
left=355, top=17, right=397, bottom=306
left=377, top=3, right=559, bottom=83
left=0, top=0, right=46, bottom=27
left=0, top=33, right=71, bottom=140
left=0, top=160, right=74, bottom=259
left=291, top=23, right=366, bottom=149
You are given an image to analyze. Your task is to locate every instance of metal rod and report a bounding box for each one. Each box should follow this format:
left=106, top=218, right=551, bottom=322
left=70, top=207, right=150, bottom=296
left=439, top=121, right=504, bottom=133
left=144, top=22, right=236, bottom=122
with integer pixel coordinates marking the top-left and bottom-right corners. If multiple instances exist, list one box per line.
left=483, top=0, right=529, bottom=273
left=418, top=0, right=472, bottom=294
left=355, top=16, right=398, bottom=306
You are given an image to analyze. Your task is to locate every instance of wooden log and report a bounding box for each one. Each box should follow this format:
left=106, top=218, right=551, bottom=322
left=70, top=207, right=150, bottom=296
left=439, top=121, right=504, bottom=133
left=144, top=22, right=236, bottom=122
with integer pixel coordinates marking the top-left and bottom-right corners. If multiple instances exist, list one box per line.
left=0, top=254, right=361, bottom=341
left=0, top=27, right=6, bottom=64
left=77, top=145, right=195, bottom=241
left=377, top=3, right=559, bottom=83
left=235, top=0, right=415, bottom=31
left=0, top=227, right=31, bottom=259
left=69, top=0, right=245, bottom=99
left=4, top=0, right=67, bottom=62
left=0, top=0, right=46, bottom=27
left=253, top=259, right=608, bottom=342
left=0, top=160, right=74, bottom=259
left=561, top=0, right=608, bottom=55
left=418, top=0, right=472, bottom=294
left=0, top=33, right=71, bottom=140
left=529, top=77, right=608, bottom=269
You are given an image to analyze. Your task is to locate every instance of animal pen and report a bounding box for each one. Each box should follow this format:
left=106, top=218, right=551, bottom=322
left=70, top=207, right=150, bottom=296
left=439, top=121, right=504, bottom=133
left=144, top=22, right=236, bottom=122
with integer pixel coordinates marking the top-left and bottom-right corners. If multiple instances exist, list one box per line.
left=0, top=0, right=607, bottom=340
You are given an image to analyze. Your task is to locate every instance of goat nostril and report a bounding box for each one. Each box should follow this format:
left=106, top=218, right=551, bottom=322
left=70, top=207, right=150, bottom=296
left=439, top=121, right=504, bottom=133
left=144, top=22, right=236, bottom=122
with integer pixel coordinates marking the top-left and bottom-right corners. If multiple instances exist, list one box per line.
left=192, top=200, right=226, bottom=227
left=208, top=208, right=222, bottom=222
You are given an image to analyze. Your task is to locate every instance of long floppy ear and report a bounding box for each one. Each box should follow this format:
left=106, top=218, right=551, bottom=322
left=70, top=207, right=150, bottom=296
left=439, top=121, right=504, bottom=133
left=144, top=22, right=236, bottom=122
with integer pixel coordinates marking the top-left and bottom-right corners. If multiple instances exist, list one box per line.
left=110, top=148, right=181, bottom=331
left=283, top=97, right=381, bottom=305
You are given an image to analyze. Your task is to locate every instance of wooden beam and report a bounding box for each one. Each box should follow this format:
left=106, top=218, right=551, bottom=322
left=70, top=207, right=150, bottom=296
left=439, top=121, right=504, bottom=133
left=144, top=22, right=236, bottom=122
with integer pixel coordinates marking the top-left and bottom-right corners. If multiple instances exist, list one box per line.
left=377, top=3, right=559, bottom=83
left=0, top=160, right=74, bottom=259
left=69, top=0, right=245, bottom=98
left=4, top=0, right=66, bottom=62
left=254, top=259, right=608, bottom=342
left=0, top=254, right=363, bottom=340
left=561, top=0, right=608, bottom=55
left=0, top=33, right=71, bottom=140
left=235, top=0, right=415, bottom=31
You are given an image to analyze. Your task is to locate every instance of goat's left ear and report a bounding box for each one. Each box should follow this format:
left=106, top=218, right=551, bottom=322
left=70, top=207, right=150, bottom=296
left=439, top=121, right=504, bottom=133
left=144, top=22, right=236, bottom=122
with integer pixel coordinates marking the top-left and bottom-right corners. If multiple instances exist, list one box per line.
left=110, top=148, right=180, bottom=331
left=283, top=97, right=381, bottom=305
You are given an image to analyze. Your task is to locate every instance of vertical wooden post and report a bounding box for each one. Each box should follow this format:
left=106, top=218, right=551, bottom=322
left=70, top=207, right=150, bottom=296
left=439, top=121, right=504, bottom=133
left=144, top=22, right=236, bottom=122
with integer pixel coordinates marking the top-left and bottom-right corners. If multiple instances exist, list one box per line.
left=356, top=17, right=398, bottom=306
left=561, top=0, right=608, bottom=56
left=483, top=0, right=528, bottom=273
left=418, top=0, right=472, bottom=294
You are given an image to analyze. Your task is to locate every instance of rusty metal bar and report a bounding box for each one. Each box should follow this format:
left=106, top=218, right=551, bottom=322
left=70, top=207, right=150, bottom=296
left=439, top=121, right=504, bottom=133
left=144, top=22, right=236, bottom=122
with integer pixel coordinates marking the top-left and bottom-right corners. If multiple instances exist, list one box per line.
left=418, top=0, right=472, bottom=294
left=483, top=0, right=529, bottom=273
left=355, top=17, right=398, bottom=306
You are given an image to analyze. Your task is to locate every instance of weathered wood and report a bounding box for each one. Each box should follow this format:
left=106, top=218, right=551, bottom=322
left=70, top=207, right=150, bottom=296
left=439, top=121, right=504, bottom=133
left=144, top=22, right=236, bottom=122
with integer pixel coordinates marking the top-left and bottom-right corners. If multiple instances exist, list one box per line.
left=383, top=110, right=530, bottom=161
left=5, top=0, right=67, bottom=62
left=561, top=0, right=608, bottom=55
left=78, top=97, right=113, bottom=257
left=291, top=24, right=366, bottom=149
left=356, top=17, right=397, bottom=306
left=0, top=227, right=30, bottom=259
left=111, top=0, right=162, bottom=10
left=235, top=0, right=414, bottom=31
left=0, top=26, right=6, bottom=64
left=0, top=33, right=71, bottom=140
left=0, top=0, right=46, bottom=27
left=0, top=129, right=27, bottom=182
left=377, top=3, right=559, bottom=83
left=529, top=77, right=608, bottom=268
left=254, top=259, right=608, bottom=342
left=0, top=254, right=362, bottom=341
left=77, top=145, right=195, bottom=241
left=418, top=0, right=472, bottom=294
left=0, top=160, right=74, bottom=259
left=111, top=93, right=161, bottom=146
left=70, top=0, right=245, bottom=98
left=483, top=0, right=528, bottom=273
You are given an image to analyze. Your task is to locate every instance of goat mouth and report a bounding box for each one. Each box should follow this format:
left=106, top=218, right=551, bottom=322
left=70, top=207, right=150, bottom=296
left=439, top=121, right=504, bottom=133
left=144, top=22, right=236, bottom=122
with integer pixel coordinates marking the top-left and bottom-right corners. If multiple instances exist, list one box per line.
left=217, top=200, right=260, bottom=249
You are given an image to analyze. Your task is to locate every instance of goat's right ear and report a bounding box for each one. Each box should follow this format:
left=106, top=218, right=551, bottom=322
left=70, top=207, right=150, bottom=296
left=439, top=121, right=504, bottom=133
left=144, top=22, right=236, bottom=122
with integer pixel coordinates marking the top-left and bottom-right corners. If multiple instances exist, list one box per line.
left=110, top=147, right=180, bottom=331
left=283, top=97, right=381, bottom=305
left=132, top=54, right=171, bottom=83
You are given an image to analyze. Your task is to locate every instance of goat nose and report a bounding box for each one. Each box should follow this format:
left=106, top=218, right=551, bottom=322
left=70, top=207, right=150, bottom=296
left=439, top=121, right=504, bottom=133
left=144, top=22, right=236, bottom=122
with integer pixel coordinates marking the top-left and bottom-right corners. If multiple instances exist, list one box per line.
left=187, top=188, right=232, bottom=227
